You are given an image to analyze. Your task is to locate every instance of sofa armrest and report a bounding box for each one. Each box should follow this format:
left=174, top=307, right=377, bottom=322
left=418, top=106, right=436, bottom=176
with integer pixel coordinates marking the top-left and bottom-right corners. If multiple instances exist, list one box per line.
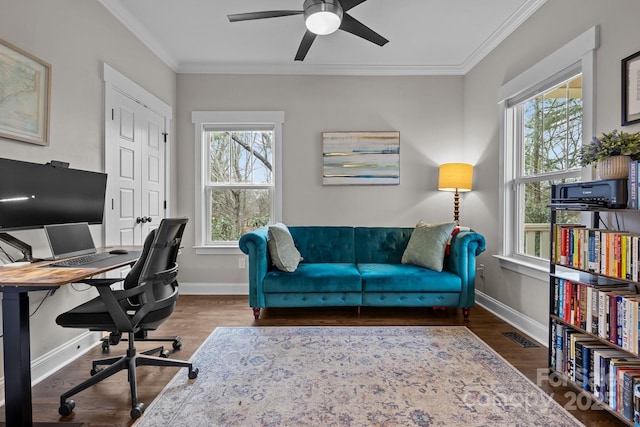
left=238, top=226, right=270, bottom=308
left=445, top=231, right=486, bottom=308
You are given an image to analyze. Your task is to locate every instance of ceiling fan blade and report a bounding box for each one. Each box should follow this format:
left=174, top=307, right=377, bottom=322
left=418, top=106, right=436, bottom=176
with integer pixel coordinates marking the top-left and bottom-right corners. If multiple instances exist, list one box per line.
left=339, top=13, right=388, bottom=46
left=228, top=10, right=303, bottom=22
left=337, top=0, right=368, bottom=12
left=295, top=31, right=317, bottom=61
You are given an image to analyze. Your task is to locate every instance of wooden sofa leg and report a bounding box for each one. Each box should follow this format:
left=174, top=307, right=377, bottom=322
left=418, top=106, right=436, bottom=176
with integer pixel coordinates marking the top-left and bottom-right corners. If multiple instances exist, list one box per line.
left=252, top=307, right=261, bottom=320
left=463, top=307, right=470, bottom=322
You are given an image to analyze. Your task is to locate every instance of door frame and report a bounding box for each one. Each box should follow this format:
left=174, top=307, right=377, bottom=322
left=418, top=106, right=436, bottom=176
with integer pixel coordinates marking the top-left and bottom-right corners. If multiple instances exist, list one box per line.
left=102, top=63, right=172, bottom=244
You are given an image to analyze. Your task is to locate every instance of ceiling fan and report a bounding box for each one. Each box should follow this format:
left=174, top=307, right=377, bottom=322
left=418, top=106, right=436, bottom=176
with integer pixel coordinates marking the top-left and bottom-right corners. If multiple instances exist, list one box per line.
left=227, top=0, right=389, bottom=61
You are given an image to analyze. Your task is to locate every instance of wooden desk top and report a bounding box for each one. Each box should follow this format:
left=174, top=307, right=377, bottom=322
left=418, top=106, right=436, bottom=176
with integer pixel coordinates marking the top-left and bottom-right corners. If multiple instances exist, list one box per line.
left=0, top=246, right=141, bottom=288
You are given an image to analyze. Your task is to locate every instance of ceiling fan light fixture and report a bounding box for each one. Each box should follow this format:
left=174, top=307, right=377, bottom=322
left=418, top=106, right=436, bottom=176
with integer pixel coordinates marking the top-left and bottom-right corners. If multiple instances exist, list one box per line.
left=304, top=0, right=343, bottom=35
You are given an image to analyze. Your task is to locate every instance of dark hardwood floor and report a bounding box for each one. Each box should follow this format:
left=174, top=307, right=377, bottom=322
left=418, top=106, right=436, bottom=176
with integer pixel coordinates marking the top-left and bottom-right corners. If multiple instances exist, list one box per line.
left=11, top=295, right=625, bottom=426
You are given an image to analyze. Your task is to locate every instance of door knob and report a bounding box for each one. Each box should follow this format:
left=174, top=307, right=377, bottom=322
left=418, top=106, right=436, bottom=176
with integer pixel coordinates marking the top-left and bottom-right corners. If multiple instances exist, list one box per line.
left=136, top=216, right=144, bottom=224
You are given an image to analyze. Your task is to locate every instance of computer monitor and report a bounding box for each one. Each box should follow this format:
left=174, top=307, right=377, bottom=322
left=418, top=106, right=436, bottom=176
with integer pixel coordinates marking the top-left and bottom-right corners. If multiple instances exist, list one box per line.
left=0, top=158, right=108, bottom=261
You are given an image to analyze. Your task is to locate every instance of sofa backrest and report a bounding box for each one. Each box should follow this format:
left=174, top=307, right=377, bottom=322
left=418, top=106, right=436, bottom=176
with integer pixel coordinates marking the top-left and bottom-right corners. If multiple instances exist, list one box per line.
left=288, top=226, right=355, bottom=263
left=355, top=227, right=413, bottom=264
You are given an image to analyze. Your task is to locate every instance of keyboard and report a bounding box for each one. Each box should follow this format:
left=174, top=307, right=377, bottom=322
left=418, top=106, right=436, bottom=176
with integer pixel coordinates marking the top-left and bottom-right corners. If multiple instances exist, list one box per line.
left=49, top=252, right=116, bottom=268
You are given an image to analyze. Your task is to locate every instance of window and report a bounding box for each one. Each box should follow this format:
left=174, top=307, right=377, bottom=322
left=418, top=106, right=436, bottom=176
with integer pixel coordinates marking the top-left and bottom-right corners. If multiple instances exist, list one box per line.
left=508, top=75, right=583, bottom=261
left=498, top=26, right=598, bottom=275
left=192, top=111, right=284, bottom=253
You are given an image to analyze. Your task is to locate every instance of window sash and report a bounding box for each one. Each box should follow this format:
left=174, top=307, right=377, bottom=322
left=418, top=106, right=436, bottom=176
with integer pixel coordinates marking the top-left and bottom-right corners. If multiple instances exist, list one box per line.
left=508, top=74, right=583, bottom=262
left=192, top=111, right=284, bottom=251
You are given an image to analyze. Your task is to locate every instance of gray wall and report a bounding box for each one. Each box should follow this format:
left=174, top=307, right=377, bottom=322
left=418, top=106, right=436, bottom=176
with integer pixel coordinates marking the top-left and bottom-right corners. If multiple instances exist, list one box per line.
left=464, top=0, right=640, bottom=326
left=176, top=74, right=465, bottom=284
left=0, top=0, right=176, bottom=376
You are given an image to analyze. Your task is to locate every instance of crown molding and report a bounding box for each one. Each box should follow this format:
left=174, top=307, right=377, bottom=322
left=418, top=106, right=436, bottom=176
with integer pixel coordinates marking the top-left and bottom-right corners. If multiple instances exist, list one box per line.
left=98, top=0, right=179, bottom=72
left=177, top=62, right=466, bottom=76
left=459, top=0, right=547, bottom=74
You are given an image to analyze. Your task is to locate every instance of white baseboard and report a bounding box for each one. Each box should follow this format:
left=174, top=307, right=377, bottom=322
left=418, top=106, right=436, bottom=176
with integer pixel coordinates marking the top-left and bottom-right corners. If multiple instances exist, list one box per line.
left=475, top=290, right=548, bottom=347
left=0, top=330, right=101, bottom=406
left=179, top=282, right=248, bottom=295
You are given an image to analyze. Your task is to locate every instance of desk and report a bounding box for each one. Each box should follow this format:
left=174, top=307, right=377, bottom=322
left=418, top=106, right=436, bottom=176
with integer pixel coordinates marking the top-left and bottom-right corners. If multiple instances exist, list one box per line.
left=0, top=248, right=139, bottom=426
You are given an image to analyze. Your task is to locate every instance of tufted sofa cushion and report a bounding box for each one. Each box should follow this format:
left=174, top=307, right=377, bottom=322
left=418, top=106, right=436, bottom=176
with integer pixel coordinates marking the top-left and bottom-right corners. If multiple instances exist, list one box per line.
left=289, top=226, right=355, bottom=263
left=354, top=227, right=413, bottom=264
left=357, top=263, right=461, bottom=292
left=263, top=263, right=362, bottom=293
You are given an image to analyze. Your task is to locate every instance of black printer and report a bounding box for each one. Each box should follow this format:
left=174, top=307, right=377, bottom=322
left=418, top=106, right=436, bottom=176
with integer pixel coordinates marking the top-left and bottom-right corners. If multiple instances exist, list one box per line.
left=550, top=178, right=628, bottom=209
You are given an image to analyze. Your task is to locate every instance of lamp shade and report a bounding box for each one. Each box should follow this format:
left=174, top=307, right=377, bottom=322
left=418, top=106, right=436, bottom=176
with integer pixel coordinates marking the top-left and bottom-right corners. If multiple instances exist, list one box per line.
left=304, top=0, right=343, bottom=35
left=438, top=163, right=473, bottom=192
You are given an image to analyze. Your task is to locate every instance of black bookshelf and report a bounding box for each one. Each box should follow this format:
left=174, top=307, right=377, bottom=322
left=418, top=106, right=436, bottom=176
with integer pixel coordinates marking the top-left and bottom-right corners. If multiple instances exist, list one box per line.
left=548, top=206, right=640, bottom=426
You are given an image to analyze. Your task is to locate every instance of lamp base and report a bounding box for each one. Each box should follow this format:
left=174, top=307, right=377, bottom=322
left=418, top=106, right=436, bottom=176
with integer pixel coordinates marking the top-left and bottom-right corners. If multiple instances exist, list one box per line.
left=453, top=191, right=460, bottom=225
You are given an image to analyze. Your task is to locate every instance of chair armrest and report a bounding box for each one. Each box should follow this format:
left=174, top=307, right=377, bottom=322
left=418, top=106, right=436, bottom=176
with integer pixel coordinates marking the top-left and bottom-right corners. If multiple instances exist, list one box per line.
left=81, top=278, right=124, bottom=287
left=239, top=226, right=270, bottom=308
left=445, top=231, right=486, bottom=307
left=81, top=278, right=144, bottom=332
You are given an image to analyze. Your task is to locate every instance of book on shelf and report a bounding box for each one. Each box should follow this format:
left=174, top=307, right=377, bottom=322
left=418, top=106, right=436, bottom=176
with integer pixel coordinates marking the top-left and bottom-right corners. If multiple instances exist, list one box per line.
left=622, top=371, right=640, bottom=420
left=593, top=347, right=630, bottom=403
left=570, top=334, right=599, bottom=382
left=630, top=160, right=638, bottom=210
left=610, top=360, right=640, bottom=412
left=616, top=367, right=640, bottom=414
left=633, top=375, right=640, bottom=425
left=579, top=342, right=611, bottom=392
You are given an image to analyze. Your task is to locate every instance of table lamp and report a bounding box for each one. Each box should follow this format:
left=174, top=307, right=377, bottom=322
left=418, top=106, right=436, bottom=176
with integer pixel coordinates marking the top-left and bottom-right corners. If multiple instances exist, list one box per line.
left=438, top=163, right=473, bottom=224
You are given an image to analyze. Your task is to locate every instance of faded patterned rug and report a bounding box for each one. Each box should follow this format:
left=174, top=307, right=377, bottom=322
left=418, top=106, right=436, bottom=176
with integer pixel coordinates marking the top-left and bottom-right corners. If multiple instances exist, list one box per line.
left=136, top=326, right=582, bottom=427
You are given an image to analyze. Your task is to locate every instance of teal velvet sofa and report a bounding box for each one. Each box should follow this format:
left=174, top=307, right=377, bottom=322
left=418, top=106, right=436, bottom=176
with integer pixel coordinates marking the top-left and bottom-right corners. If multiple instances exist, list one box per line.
left=238, top=226, right=486, bottom=320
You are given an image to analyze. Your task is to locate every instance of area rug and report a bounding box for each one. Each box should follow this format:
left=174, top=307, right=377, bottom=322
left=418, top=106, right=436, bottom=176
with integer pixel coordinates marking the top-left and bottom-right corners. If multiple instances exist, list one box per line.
left=136, top=326, right=582, bottom=427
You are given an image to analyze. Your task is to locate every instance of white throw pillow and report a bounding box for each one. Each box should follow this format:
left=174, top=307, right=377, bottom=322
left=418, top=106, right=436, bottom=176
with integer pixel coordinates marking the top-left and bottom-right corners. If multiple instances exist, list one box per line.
left=268, top=223, right=303, bottom=272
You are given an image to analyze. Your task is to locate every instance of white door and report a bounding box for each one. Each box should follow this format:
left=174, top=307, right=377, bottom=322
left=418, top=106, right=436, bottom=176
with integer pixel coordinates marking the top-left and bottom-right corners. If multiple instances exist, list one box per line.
left=104, top=90, right=166, bottom=246
left=103, top=64, right=172, bottom=247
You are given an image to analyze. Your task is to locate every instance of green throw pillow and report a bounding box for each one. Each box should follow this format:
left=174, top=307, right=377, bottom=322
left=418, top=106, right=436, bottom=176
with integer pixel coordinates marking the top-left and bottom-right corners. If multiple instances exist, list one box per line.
left=401, top=221, right=456, bottom=272
left=268, top=223, right=303, bottom=272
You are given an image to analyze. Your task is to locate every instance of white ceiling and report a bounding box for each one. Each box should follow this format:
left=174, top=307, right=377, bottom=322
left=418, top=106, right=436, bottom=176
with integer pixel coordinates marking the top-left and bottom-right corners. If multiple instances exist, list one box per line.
left=99, top=0, right=546, bottom=75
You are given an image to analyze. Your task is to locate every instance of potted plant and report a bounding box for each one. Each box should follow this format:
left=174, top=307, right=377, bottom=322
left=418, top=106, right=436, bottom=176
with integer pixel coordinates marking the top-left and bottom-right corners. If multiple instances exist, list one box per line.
left=578, top=129, right=640, bottom=179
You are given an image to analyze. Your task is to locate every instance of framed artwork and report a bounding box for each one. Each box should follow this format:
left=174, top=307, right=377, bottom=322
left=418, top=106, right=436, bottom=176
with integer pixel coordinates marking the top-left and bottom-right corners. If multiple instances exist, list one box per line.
left=322, top=131, right=400, bottom=185
left=0, top=38, right=51, bottom=145
left=622, top=49, right=640, bottom=126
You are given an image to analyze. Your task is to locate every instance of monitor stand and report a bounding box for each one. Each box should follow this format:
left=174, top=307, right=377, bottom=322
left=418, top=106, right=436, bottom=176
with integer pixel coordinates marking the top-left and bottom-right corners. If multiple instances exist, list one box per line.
left=0, top=232, right=34, bottom=263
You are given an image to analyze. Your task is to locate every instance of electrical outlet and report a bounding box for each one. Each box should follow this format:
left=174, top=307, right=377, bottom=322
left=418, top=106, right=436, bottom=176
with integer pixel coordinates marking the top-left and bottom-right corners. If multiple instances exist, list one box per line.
left=238, top=257, right=246, bottom=269
left=478, top=264, right=485, bottom=279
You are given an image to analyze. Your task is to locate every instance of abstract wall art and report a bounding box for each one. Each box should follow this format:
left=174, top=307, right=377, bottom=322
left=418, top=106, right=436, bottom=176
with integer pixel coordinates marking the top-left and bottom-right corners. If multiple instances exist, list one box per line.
left=322, top=131, right=400, bottom=185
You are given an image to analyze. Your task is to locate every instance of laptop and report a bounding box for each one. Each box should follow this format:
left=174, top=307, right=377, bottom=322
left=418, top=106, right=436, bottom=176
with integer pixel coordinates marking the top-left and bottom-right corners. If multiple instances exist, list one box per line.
left=44, top=222, right=97, bottom=260
left=44, top=222, right=141, bottom=267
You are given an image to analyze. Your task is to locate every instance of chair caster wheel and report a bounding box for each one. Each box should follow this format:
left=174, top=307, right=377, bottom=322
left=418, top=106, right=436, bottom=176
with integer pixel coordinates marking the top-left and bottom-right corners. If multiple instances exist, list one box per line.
left=172, top=338, right=182, bottom=350
left=108, top=332, right=122, bottom=346
left=101, top=341, right=110, bottom=353
left=130, top=402, right=145, bottom=419
left=90, top=367, right=103, bottom=376
left=160, top=350, right=170, bottom=358
left=59, top=399, right=75, bottom=416
left=188, top=367, right=199, bottom=379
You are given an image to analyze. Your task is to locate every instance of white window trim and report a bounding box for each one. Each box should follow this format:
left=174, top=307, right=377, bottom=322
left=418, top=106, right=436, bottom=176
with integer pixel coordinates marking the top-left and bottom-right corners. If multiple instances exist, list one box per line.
left=192, top=111, right=284, bottom=255
left=497, top=26, right=599, bottom=275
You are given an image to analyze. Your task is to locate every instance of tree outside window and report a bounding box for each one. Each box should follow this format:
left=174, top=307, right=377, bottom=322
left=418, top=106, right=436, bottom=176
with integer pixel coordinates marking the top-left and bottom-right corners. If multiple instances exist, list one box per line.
left=206, top=129, right=273, bottom=242
left=517, top=75, right=583, bottom=259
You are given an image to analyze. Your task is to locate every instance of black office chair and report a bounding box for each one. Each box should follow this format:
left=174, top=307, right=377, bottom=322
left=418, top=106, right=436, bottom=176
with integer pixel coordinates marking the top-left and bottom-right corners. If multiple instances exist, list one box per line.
left=56, top=217, right=198, bottom=419
left=99, top=228, right=184, bottom=358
